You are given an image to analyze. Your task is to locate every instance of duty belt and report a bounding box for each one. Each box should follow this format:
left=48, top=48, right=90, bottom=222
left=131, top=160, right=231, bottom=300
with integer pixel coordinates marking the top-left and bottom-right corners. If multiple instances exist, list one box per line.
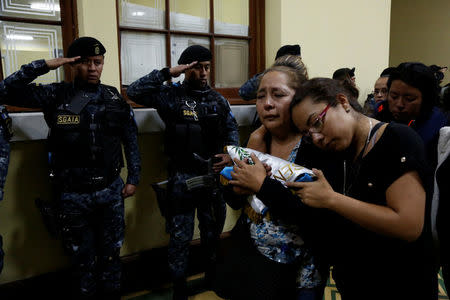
left=52, top=167, right=120, bottom=193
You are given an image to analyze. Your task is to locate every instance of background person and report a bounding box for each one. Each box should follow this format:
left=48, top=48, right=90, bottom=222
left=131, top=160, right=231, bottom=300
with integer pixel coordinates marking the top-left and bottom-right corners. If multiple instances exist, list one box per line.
left=363, top=67, right=394, bottom=116
left=375, top=62, right=449, bottom=167
left=332, top=67, right=356, bottom=86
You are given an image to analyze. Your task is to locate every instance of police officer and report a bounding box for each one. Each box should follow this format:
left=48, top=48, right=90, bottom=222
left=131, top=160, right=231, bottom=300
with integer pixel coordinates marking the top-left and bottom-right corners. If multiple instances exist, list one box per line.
left=127, top=45, right=239, bottom=300
left=0, top=37, right=141, bottom=299
left=0, top=106, right=11, bottom=275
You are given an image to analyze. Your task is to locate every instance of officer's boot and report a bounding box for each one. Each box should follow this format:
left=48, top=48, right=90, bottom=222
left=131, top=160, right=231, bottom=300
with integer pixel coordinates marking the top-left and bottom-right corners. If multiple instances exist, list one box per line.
left=172, top=278, right=188, bottom=300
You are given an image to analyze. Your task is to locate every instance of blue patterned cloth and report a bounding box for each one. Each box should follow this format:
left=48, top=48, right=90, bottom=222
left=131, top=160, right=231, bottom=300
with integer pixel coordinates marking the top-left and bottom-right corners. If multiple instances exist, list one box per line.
left=59, top=176, right=125, bottom=296
left=238, top=73, right=261, bottom=100
left=249, top=139, right=322, bottom=289
left=0, top=107, right=10, bottom=274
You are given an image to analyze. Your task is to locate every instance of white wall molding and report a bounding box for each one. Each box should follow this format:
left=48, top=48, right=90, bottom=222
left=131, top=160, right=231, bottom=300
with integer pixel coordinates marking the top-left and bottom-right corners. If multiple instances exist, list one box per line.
left=10, top=105, right=256, bottom=142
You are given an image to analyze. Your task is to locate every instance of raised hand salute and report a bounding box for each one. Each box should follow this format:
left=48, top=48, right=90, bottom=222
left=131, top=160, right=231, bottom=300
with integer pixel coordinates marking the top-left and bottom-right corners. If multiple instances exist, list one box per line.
left=45, top=56, right=81, bottom=70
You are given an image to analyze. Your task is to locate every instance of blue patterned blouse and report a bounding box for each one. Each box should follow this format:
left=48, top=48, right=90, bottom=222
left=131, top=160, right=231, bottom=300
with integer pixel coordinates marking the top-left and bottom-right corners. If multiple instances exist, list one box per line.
left=248, top=139, right=322, bottom=289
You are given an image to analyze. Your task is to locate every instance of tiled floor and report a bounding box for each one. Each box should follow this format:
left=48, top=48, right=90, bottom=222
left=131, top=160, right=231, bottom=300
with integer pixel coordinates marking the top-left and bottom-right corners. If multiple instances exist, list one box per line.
left=123, top=270, right=449, bottom=300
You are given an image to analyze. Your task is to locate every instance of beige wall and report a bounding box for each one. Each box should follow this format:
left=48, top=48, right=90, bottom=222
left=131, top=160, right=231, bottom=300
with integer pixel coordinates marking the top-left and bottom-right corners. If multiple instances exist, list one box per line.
left=390, top=0, right=450, bottom=86
left=77, top=0, right=121, bottom=89
left=0, top=141, right=68, bottom=283
left=217, top=0, right=249, bottom=26
left=265, top=0, right=282, bottom=68
left=265, top=0, right=391, bottom=102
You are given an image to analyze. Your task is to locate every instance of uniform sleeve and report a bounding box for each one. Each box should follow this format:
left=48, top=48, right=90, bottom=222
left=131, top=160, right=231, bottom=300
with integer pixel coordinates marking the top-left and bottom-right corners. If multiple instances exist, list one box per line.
left=238, top=73, right=261, bottom=101
left=126, top=68, right=172, bottom=109
left=122, top=107, right=141, bottom=185
left=219, top=96, right=239, bottom=147
left=0, top=59, right=55, bottom=108
left=0, top=131, right=10, bottom=202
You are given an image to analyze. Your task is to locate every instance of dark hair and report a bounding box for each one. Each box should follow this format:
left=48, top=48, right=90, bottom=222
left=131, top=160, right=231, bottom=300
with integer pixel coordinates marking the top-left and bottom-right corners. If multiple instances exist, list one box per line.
left=290, top=78, right=363, bottom=113
left=387, top=62, right=440, bottom=120
left=275, top=44, right=301, bottom=60
left=332, top=67, right=355, bottom=80
left=380, top=67, right=395, bottom=77
left=429, top=64, right=446, bottom=83
left=442, top=85, right=450, bottom=112
left=258, top=55, right=308, bottom=91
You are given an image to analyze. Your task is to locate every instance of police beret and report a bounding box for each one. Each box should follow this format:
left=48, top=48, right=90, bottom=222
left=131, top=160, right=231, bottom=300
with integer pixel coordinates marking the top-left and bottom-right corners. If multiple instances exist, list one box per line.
left=333, top=67, right=355, bottom=79
left=67, top=37, right=106, bottom=58
left=275, top=44, right=301, bottom=60
left=178, top=45, right=212, bottom=65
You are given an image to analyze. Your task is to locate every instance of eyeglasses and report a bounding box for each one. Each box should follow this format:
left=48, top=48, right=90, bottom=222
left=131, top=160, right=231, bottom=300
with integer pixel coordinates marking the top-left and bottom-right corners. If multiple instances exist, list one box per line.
left=373, top=88, right=388, bottom=96
left=302, top=103, right=331, bottom=136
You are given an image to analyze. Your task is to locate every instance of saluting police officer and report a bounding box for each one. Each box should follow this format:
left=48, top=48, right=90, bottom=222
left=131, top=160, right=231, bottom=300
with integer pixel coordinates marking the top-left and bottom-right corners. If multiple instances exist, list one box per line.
left=127, top=45, right=239, bottom=300
left=0, top=37, right=141, bottom=300
left=0, top=106, right=12, bottom=275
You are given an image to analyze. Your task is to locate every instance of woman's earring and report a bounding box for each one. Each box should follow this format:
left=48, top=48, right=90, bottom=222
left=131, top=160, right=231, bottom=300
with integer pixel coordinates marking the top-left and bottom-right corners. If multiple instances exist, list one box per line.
left=346, top=108, right=350, bottom=113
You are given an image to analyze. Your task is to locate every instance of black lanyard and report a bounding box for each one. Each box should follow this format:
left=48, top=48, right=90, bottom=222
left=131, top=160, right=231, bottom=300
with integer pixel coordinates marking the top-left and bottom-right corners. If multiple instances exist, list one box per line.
left=343, top=122, right=385, bottom=195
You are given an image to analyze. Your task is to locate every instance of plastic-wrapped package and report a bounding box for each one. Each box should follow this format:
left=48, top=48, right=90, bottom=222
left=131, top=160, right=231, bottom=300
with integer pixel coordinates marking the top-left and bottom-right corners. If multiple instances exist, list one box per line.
left=220, top=146, right=314, bottom=215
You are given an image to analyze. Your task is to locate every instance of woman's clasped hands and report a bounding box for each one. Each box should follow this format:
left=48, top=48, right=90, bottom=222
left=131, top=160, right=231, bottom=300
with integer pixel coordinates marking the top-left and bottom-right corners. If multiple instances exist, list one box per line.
left=229, top=153, right=337, bottom=209
left=286, top=169, right=337, bottom=209
left=229, top=153, right=271, bottom=195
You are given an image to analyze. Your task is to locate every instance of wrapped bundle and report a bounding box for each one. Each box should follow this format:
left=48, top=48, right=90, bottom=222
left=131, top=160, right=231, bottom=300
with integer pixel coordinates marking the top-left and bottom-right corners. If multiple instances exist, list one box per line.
left=220, top=146, right=314, bottom=216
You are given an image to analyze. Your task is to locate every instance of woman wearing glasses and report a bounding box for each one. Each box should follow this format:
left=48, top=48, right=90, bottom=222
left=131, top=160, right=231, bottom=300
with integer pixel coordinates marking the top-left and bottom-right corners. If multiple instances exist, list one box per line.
left=375, top=63, right=448, bottom=167
left=214, top=56, right=327, bottom=300
left=229, top=78, right=437, bottom=299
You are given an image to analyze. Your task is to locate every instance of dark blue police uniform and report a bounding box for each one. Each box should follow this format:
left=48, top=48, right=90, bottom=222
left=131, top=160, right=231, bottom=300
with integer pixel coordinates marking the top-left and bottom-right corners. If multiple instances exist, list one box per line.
left=127, top=66, right=239, bottom=298
left=0, top=106, right=11, bottom=274
left=0, top=59, right=140, bottom=299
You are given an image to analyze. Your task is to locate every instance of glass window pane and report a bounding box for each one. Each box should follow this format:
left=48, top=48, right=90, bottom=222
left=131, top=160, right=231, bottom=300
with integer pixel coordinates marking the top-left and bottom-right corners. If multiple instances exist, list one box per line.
left=170, top=35, right=209, bottom=83
left=118, top=0, right=165, bottom=30
left=214, top=38, right=248, bottom=88
left=214, top=0, right=248, bottom=36
left=121, top=31, right=166, bottom=86
left=170, top=0, right=209, bottom=33
left=0, top=0, right=60, bottom=21
left=0, top=21, right=64, bottom=84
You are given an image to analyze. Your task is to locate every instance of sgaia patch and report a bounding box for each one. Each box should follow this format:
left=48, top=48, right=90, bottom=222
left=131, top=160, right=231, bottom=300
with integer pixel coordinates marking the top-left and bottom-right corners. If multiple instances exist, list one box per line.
left=57, top=114, right=80, bottom=125
left=183, top=109, right=198, bottom=120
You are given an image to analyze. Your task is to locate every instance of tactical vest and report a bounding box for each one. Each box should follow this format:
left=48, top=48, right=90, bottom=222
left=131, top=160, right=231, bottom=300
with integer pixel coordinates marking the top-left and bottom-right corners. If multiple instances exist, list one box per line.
left=44, top=83, right=131, bottom=189
left=164, top=85, right=226, bottom=166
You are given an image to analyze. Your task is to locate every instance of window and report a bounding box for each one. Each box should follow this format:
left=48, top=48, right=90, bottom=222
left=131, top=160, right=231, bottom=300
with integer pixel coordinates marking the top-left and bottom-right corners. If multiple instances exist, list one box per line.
left=117, top=0, right=265, bottom=104
left=0, top=0, right=78, bottom=111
